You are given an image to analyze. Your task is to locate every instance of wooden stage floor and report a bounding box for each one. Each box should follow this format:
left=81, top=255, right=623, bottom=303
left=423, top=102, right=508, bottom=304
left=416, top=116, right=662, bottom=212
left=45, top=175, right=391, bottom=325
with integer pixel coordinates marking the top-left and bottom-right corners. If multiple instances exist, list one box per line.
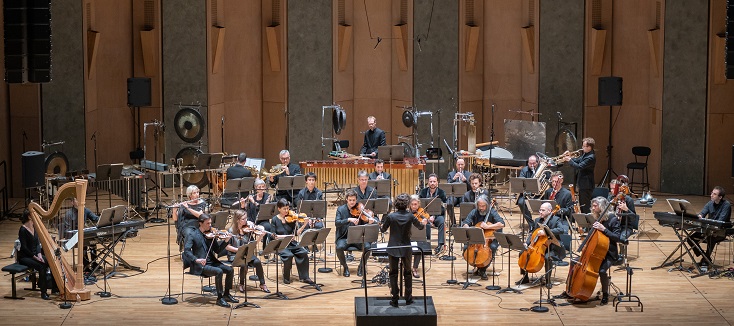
left=0, top=188, right=733, bottom=325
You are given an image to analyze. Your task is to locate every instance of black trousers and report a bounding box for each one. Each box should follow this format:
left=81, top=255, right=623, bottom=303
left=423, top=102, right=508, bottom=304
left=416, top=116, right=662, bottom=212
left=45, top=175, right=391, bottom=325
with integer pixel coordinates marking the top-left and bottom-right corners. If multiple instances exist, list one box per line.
left=389, top=254, right=413, bottom=301
left=18, top=256, right=55, bottom=293
left=238, top=257, right=265, bottom=285
left=335, top=239, right=372, bottom=272
left=279, top=245, right=310, bottom=281
left=579, top=189, right=593, bottom=214
left=201, top=262, right=234, bottom=297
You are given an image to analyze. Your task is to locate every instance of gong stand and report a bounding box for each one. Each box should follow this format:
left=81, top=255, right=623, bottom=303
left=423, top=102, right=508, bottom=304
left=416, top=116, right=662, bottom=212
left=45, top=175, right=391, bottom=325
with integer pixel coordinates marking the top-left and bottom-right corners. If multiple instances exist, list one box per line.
left=320, top=104, right=346, bottom=159
left=400, top=106, right=433, bottom=158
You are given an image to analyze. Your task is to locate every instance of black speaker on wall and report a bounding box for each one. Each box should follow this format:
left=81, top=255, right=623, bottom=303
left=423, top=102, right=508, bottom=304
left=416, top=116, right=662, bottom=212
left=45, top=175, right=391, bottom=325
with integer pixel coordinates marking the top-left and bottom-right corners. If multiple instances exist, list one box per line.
left=22, top=151, right=45, bottom=189
left=127, top=78, right=152, bottom=107
left=4, top=0, right=27, bottom=83
left=598, top=77, right=623, bottom=106
left=26, top=0, right=51, bottom=83
left=727, top=0, right=734, bottom=79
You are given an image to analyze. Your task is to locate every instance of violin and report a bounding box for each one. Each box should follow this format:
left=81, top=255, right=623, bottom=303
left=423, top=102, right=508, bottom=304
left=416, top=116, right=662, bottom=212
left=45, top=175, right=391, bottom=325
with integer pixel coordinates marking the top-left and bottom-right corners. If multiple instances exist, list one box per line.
left=517, top=205, right=560, bottom=273
left=284, top=210, right=310, bottom=223
left=243, top=224, right=273, bottom=237
left=204, top=227, right=233, bottom=240
left=413, top=207, right=430, bottom=222
left=350, top=203, right=375, bottom=222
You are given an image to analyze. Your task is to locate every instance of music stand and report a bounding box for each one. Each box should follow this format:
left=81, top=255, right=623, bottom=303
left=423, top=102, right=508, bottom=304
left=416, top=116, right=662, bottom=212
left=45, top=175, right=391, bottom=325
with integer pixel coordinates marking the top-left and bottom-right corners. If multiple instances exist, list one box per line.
left=573, top=213, right=596, bottom=231
left=666, top=199, right=698, bottom=273
left=494, top=232, right=524, bottom=294
left=262, top=235, right=293, bottom=300
left=439, top=183, right=467, bottom=226
left=358, top=198, right=390, bottom=215
left=256, top=203, right=278, bottom=224
left=347, top=224, right=380, bottom=289
left=528, top=225, right=560, bottom=311
left=297, top=228, right=331, bottom=291
left=451, top=226, right=486, bottom=289
left=97, top=163, right=124, bottom=209
left=278, top=176, right=305, bottom=206
left=510, top=177, right=542, bottom=237
left=223, top=177, right=255, bottom=207
left=366, top=180, right=391, bottom=198
left=232, top=241, right=260, bottom=309
left=377, top=145, right=404, bottom=161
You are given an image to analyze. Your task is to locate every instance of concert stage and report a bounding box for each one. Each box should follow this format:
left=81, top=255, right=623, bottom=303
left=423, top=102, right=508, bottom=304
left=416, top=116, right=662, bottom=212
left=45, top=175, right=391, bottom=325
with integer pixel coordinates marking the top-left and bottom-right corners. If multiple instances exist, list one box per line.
left=355, top=296, right=437, bottom=326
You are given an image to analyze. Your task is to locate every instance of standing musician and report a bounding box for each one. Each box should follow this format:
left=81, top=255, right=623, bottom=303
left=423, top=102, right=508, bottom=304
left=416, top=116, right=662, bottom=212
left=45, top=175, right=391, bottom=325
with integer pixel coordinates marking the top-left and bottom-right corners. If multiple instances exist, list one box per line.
left=270, top=198, right=314, bottom=285
left=182, top=214, right=239, bottom=308
left=224, top=210, right=270, bottom=294
left=381, top=193, right=426, bottom=308
left=335, top=189, right=379, bottom=277
left=226, top=152, right=253, bottom=179
left=418, top=174, right=448, bottom=255
left=62, top=197, right=99, bottom=273
left=172, top=185, right=208, bottom=243
left=360, top=116, right=386, bottom=158
left=517, top=154, right=540, bottom=229
left=410, top=195, right=431, bottom=278
left=562, top=137, right=596, bottom=213
left=517, top=203, right=569, bottom=285
left=269, top=149, right=302, bottom=203
left=461, top=195, right=505, bottom=280
left=18, top=210, right=57, bottom=300
left=368, top=159, right=392, bottom=181
left=542, top=172, right=574, bottom=225
left=688, top=186, right=731, bottom=267
left=461, top=173, right=487, bottom=204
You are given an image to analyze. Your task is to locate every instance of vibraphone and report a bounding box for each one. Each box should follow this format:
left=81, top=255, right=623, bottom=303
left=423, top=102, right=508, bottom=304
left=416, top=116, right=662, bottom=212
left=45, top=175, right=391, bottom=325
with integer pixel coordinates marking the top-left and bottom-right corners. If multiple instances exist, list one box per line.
left=300, top=158, right=425, bottom=196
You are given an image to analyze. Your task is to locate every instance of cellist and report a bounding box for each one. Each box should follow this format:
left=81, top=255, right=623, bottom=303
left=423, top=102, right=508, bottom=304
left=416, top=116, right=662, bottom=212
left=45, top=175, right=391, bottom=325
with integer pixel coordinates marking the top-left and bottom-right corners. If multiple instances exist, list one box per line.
left=461, top=195, right=504, bottom=280
left=517, top=202, right=569, bottom=285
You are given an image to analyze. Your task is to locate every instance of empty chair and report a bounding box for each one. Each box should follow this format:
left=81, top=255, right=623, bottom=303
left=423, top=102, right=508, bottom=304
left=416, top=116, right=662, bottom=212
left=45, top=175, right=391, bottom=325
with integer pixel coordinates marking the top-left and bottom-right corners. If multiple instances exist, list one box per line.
left=626, top=147, right=651, bottom=193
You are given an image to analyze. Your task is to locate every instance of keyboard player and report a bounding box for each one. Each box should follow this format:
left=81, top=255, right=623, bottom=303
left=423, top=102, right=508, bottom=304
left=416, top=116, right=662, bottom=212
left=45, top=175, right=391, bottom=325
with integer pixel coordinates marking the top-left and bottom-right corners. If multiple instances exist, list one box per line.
left=62, top=197, right=99, bottom=274
left=687, top=186, right=732, bottom=267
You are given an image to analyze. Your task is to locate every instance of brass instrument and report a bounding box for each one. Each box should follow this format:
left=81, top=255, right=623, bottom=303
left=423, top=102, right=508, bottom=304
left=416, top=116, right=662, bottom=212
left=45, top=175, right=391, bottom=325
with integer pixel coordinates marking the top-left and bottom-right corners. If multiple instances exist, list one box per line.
left=244, top=165, right=259, bottom=175
left=529, top=160, right=552, bottom=199
left=548, top=149, right=583, bottom=165
left=259, top=165, right=285, bottom=180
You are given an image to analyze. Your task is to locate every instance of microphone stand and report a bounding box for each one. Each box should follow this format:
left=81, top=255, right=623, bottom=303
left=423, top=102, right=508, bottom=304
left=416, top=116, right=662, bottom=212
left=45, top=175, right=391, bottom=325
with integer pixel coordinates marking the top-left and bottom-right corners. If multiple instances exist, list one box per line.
left=55, top=248, right=72, bottom=309
left=487, top=104, right=496, bottom=194
left=96, top=209, right=112, bottom=297
left=92, top=132, right=99, bottom=214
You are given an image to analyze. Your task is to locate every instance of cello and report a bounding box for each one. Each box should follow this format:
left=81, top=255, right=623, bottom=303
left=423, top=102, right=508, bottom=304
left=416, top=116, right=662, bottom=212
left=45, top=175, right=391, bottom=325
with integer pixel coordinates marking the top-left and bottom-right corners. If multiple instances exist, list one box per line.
left=517, top=205, right=560, bottom=273
left=565, top=202, right=611, bottom=301
left=462, top=199, right=497, bottom=269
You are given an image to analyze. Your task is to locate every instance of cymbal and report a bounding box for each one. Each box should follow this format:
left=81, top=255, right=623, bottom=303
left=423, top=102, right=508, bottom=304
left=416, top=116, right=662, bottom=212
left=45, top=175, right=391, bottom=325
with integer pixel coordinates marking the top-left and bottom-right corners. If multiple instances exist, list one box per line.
left=174, top=108, right=205, bottom=143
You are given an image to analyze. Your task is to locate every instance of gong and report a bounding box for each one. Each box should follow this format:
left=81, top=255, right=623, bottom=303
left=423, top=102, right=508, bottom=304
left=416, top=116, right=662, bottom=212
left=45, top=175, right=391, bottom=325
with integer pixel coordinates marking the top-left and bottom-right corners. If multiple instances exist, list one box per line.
left=176, top=147, right=208, bottom=188
left=331, top=107, right=346, bottom=135
left=402, top=111, right=417, bottom=128
left=174, top=108, right=205, bottom=143
left=45, top=152, right=69, bottom=176
left=554, top=127, right=577, bottom=156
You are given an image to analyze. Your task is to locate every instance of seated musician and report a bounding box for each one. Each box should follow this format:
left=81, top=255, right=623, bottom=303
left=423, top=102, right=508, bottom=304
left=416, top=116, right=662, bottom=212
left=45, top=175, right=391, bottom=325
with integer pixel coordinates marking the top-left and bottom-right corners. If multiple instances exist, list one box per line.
left=335, top=189, right=379, bottom=277
left=368, top=159, right=391, bottom=180
left=268, top=149, right=302, bottom=204
left=688, top=186, right=732, bottom=267
left=354, top=170, right=376, bottom=200
left=294, top=172, right=324, bottom=221
left=224, top=210, right=270, bottom=294
left=461, top=195, right=504, bottom=280
left=517, top=202, right=569, bottom=285
left=461, top=173, right=487, bottom=204
left=608, top=175, right=638, bottom=264
left=381, top=193, right=426, bottom=308
left=18, top=210, right=58, bottom=300
left=419, top=174, right=447, bottom=255
left=172, top=185, right=208, bottom=245
left=62, top=197, right=99, bottom=273
left=271, top=198, right=314, bottom=284
left=241, top=178, right=274, bottom=239
left=517, top=154, right=540, bottom=229
left=226, top=152, right=253, bottom=179
left=410, top=195, right=431, bottom=278
left=182, top=214, right=239, bottom=308
left=542, top=172, right=574, bottom=228
left=447, top=159, right=472, bottom=223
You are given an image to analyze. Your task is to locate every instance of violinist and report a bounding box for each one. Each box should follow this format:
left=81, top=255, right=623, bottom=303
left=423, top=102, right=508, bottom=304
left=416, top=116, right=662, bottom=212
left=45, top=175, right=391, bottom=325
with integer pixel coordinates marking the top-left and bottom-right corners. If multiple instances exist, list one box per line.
left=268, top=149, right=302, bottom=203
left=687, top=186, right=731, bottom=268
left=270, top=198, right=314, bottom=285
left=335, top=189, right=379, bottom=277
left=607, top=176, right=638, bottom=239
left=419, top=174, right=447, bottom=255
left=517, top=203, right=569, bottom=285
left=584, top=196, right=622, bottom=305
left=224, top=210, right=270, bottom=294
left=353, top=170, right=376, bottom=200
left=381, top=193, right=426, bottom=308
left=461, top=173, right=486, bottom=204
left=410, top=195, right=430, bottom=278
left=182, top=214, right=238, bottom=308
left=461, top=195, right=504, bottom=280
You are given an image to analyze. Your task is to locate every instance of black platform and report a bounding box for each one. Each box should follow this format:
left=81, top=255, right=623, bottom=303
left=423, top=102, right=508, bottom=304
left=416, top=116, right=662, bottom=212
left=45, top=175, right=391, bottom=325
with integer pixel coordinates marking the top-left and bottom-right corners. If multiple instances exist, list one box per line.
left=355, top=296, right=437, bottom=326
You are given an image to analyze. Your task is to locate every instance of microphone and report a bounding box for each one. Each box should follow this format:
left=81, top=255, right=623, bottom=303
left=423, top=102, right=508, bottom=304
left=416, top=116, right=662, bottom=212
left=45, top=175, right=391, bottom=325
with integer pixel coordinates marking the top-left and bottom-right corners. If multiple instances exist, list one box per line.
left=221, top=116, right=225, bottom=126
left=22, top=130, right=27, bottom=140
left=557, top=111, right=563, bottom=120
left=374, top=37, right=382, bottom=49
left=416, top=36, right=422, bottom=52
left=90, top=131, right=97, bottom=141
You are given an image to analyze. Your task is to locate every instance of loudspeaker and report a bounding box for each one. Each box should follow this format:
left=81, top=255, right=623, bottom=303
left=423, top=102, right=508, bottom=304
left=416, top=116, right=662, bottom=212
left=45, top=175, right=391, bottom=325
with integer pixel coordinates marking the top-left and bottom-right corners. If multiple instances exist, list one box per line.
left=731, top=145, right=734, bottom=178
left=598, top=77, right=623, bottom=106
left=22, top=151, right=45, bottom=188
left=127, top=78, right=152, bottom=107
left=727, top=0, right=734, bottom=79
left=26, top=0, right=51, bottom=83
left=4, top=0, right=27, bottom=83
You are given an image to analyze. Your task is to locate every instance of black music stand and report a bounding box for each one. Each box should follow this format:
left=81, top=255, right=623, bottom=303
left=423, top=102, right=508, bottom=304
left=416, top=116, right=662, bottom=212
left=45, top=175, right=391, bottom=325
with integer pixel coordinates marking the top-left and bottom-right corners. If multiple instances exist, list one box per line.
left=297, top=228, right=331, bottom=291
left=359, top=198, right=390, bottom=215
left=366, top=180, right=391, bottom=198
left=233, top=241, right=260, bottom=309
left=528, top=225, right=560, bottom=312
left=299, top=199, right=332, bottom=273
left=347, top=224, right=380, bottom=289
left=222, top=177, right=255, bottom=208
left=666, top=199, right=700, bottom=273
left=97, top=163, right=124, bottom=210
left=573, top=213, right=596, bottom=233
left=409, top=223, right=429, bottom=285
left=510, top=177, right=542, bottom=238
left=440, top=182, right=467, bottom=226
left=495, top=232, right=524, bottom=294
left=451, top=226, right=486, bottom=289
left=377, top=145, right=405, bottom=161
left=103, top=205, right=128, bottom=280
left=278, top=176, right=305, bottom=207
left=262, top=235, right=293, bottom=300
left=256, top=203, right=277, bottom=224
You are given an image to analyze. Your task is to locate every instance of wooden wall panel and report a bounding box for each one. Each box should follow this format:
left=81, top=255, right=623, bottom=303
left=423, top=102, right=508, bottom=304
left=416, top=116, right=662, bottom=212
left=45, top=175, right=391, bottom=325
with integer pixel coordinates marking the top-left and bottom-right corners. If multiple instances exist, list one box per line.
left=262, top=0, right=287, bottom=164
left=8, top=85, right=41, bottom=195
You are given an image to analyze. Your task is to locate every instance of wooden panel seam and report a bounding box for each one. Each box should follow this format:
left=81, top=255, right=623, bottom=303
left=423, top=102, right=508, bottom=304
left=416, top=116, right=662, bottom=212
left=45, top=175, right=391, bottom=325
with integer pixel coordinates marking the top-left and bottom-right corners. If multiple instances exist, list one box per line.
left=647, top=29, right=661, bottom=77
left=465, top=25, right=479, bottom=72
left=266, top=25, right=281, bottom=72
left=86, top=31, right=100, bottom=79
left=521, top=26, right=535, bottom=74
left=338, top=24, right=352, bottom=71
left=212, top=26, right=226, bottom=74
left=590, top=28, right=606, bottom=76
left=140, top=30, right=156, bottom=77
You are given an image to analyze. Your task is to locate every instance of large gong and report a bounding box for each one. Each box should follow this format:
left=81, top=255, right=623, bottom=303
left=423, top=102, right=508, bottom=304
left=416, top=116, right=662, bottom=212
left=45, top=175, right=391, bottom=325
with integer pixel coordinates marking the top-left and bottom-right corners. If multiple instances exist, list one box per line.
left=45, top=152, right=69, bottom=176
left=554, top=127, right=577, bottom=156
left=331, top=107, right=346, bottom=135
left=402, top=111, right=417, bottom=128
left=176, top=147, right=208, bottom=188
left=174, top=108, right=205, bottom=143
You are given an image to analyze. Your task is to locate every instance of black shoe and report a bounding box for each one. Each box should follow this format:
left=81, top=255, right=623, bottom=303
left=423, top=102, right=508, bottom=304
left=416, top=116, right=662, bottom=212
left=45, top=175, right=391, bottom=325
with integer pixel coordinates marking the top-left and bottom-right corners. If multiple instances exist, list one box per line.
left=405, top=297, right=414, bottom=305
left=301, top=278, right=314, bottom=285
left=357, top=268, right=364, bottom=277
left=41, top=292, right=50, bottom=300
left=515, top=276, right=530, bottom=285
left=216, top=298, right=231, bottom=308
left=343, top=268, right=351, bottom=277
left=600, top=295, right=609, bottom=305
left=699, top=259, right=709, bottom=267
left=434, top=245, right=445, bottom=255
left=283, top=278, right=292, bottom=284
left=554, top=260, right=569, bottom=267
left=480, top=271, right=489, bottom=280
left=223, top=293, right=239, bottom=303
left=389, top=300, right=399, bottom=308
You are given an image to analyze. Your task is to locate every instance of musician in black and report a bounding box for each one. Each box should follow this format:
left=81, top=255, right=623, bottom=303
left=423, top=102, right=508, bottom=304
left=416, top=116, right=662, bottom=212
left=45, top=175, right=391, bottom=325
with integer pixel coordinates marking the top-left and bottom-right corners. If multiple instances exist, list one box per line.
left=688, top=186, right=732, bottom=267
left=62, top=197, right=99, bottom=273
left=359, top=116, right=386, bottom=158
left=461, top=195, right=504, bottom=280
left=368, top=159, right=391, bottom=181
left=517, top=202, right=569, bottom=285
left=270, top=198, right=313, bottom=284
left=461, top=173, right=487, bottom=204
left=268, top=149, right=302, bottom=203
left=294, top=172, right=324, bottom=214
left=182, top=214, right=238, bottom=308
left=607, top=176, right=638, bottom=264
left=226, top=152, right=253, bottom=179
left=335, top=189, right=379, bottom=277
left=18, top=210, right=57, bottom=300
left=241, top=179, right=273, bottom=235
left=410, top=195, right=431, bottom=277
left=173, top=185, right=208, bottom=242
left=563, top=137, right=596, bottom=213
left=589, top=196, right=622, bottom=305
left=447, top=159, right=472, bottom=221
left=381, top=193, right=426, bottom=307
left=517, top=154, right=540, bottom=229
left=354, top=170, right=376, bottom=200
left=225, top=210, right=269, bottom=293
left=419, top=174, right=447, bottom=255
left=542, top=172, right=574, bottom=225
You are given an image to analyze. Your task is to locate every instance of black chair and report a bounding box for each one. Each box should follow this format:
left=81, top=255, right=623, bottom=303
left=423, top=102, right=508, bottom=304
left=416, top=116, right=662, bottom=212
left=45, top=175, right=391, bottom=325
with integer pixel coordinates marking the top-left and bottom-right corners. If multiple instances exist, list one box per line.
left=626, top=146, right=651, bottom=193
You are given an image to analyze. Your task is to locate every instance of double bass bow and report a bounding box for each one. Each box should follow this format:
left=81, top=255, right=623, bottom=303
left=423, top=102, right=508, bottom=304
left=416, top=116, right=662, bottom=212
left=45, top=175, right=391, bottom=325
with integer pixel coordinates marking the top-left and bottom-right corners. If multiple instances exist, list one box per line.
left=517, top=205, right=560, bottom=273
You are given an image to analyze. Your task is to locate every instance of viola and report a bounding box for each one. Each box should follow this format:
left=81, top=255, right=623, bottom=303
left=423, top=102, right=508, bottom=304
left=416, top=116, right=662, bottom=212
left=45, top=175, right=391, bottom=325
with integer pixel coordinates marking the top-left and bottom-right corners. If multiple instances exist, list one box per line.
left=350, top=203, right=375, bottom=222
left=284, top=210, right=310, bottom=223
left=413, top=207, right=430, bottom=222
left=517, top=205, right=560, bottom=273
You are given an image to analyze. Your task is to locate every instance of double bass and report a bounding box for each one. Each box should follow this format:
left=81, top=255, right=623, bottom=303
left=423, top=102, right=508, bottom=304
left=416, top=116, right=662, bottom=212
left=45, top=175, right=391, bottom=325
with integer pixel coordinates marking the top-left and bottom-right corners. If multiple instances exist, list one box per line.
left=462, top=199, right=497, bottom=269
left=517, top=205, right=560, bottom=273
left=565, top=203, right=611, bottom=301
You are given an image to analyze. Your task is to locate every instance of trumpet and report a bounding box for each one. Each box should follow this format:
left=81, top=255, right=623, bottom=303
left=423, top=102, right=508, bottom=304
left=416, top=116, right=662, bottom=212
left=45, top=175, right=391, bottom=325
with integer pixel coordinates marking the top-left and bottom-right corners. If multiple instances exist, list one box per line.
left=547, top=149, right=583, bottom=165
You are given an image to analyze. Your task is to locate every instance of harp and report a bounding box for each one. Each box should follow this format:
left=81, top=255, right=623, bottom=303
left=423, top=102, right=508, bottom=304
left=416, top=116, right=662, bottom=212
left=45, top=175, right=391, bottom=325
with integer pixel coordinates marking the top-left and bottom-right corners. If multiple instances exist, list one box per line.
left=27, top=179, right=91, bottom=301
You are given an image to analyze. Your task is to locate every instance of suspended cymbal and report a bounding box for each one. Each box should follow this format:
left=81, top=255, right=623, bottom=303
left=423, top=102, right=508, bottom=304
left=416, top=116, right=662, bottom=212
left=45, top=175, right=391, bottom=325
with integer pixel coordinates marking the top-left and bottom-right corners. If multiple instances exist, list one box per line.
left=174, top=108, right=205, bottom=143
